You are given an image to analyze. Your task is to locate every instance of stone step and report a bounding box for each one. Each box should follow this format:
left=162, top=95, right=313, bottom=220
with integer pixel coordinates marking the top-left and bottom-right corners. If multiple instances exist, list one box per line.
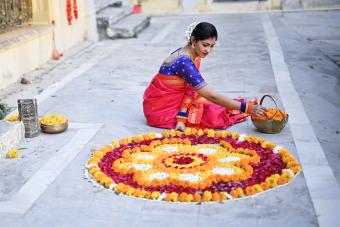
left=0, top=121, right=25, bottom=160
left=198, top=1, right=269, bottom=13
left=97, top=5, right=133, bottom=39
left=95, top=0, right=127, bottom=13
left=106, top=14, right=151, bottom=39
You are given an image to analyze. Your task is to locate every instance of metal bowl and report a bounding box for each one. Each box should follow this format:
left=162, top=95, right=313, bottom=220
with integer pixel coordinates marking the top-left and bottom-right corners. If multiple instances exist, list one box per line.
left=40, top=121, right=68, bottom=134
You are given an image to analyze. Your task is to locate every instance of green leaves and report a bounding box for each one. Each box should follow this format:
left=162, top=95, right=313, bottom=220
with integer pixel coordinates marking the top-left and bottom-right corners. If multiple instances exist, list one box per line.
left=0, top=103, right=10, bottom=120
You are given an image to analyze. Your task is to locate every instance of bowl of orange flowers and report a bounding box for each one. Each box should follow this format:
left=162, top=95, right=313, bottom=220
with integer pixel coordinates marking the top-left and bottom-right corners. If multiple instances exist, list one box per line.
left=251, top=95, right=288, bottom=134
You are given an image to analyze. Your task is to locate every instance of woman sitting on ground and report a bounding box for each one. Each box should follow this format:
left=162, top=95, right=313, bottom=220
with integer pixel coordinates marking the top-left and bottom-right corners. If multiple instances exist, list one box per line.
left=143, top=22, right=266, bottom=131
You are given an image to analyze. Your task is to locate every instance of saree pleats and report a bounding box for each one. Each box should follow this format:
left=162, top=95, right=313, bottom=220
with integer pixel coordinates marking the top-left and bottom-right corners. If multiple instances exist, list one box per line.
left=143, top=73, right=186, bottom=128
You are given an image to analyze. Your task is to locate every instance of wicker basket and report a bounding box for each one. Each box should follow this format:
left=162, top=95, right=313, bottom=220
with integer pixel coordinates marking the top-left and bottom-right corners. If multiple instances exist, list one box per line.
left=251, top=95, right=288, bottom=134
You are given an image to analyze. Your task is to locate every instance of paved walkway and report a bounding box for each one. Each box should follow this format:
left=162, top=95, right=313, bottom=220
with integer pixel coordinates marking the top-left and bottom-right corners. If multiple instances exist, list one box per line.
left=181, top=0, right=198, bottom=14
left=0, top=10, right=339, bottom=227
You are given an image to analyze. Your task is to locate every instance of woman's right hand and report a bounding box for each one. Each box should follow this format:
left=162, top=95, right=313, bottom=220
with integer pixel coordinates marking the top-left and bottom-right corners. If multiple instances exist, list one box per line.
left=175, top=121, right=186, bottom=132
left=251, top=105, right=267, bottom=117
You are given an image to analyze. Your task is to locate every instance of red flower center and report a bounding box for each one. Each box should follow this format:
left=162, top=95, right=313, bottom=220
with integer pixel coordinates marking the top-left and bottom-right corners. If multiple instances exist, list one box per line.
left=173, top=156, right=194, bottom=165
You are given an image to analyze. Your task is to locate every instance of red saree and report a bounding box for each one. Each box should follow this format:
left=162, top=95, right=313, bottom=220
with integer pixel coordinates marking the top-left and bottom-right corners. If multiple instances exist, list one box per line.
left=143, top=58, right=248, bottom=129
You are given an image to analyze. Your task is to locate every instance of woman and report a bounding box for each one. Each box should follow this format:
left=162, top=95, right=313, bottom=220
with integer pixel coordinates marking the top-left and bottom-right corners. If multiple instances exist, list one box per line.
left=143, top=22, right=266, bottom=131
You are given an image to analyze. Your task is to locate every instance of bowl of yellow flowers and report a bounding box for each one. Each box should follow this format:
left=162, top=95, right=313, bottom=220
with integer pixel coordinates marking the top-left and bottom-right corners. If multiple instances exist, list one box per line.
left=40, top=114, right=68, bottom=134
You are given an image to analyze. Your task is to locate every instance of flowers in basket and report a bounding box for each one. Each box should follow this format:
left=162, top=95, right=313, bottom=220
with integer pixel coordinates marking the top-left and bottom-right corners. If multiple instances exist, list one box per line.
left=252, top=107, right=288, bottom=122
left=251, top=95, right=289, bottom=133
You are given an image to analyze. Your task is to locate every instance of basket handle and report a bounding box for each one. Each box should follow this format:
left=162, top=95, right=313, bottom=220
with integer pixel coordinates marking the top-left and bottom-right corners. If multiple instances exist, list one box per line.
left=259, top=95, right=285, bottom=120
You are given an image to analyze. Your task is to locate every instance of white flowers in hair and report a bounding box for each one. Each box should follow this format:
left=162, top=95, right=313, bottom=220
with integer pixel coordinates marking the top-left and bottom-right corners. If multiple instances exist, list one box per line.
left=184, top=21, right=200, bottom=42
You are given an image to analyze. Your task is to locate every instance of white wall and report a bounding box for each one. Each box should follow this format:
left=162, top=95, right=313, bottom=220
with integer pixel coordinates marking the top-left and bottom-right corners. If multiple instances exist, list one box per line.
left=0, top=0, right=98, bottom=90
left=283, top=0, right=340, bottom=9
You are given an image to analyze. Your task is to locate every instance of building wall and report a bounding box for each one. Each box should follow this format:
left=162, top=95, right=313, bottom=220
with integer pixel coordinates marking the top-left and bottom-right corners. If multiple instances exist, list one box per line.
left=128, top=0, right=182, bottom=14
left=0, top=0, right=97, bottom=90
left=198, top=0, right=340, bottom=12
left=126, top=0, right=340, bottom=14
left=0, top=26, right=53, bottom=90
left=50, top=0, right=87, bottom=52
left=283, top=0, right=340, bottom=9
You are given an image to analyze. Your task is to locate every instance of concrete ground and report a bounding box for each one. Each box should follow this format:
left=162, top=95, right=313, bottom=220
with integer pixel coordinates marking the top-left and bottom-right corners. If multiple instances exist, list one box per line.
left=0, top=10, right=339, bottom=227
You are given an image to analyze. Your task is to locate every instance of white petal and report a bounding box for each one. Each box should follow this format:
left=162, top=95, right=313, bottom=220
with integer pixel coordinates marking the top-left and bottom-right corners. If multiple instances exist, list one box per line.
left=225, top=192, right=233, bottom=200
left=237, top=134, right=247, bottom=143
left=218, top=156, right=241, bottom=162
left=282, top=168, right=294, bottom=176
left=197, top=147, right=217, bottom=155
left=158, top=192, right=167, bottom=201
left=149, top=172, right=169, bottom=180
left=273, top=145, right=282, bottom=154
left=109, top=183, right=117, bottom=190
left=179, top=173, right=201, bottom=182
left=132, top=164, right=152, bottom=170
left=86, top=164, right=98, bottom=168
left=163, top=146, right=178, bottom=152
left=211, top=167, right=234, bottom=175
left=136, top=154, right=155, bottom=160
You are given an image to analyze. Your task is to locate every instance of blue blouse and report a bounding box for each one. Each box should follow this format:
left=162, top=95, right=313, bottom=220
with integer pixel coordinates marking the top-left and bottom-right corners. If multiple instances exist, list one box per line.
left=159, top=56, right=207, bottom=90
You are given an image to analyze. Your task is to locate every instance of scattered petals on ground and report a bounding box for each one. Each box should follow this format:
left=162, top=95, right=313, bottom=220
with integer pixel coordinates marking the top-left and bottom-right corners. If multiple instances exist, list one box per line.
left=85, top=128, right=301, bottom=203
left=6, top=149, right=20, bottom=158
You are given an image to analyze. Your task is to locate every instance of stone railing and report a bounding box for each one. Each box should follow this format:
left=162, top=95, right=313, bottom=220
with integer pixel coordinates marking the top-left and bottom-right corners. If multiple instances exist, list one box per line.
left=0, top=0, right=32, bottom=33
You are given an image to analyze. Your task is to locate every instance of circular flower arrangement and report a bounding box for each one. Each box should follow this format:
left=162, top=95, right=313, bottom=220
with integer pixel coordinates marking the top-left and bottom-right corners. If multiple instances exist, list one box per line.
left=85, top=128, right=301, bottom=203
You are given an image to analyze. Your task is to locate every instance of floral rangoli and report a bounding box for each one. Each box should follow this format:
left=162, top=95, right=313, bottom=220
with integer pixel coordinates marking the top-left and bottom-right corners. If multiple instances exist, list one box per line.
left=85, top=128, right=301, bottom=203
